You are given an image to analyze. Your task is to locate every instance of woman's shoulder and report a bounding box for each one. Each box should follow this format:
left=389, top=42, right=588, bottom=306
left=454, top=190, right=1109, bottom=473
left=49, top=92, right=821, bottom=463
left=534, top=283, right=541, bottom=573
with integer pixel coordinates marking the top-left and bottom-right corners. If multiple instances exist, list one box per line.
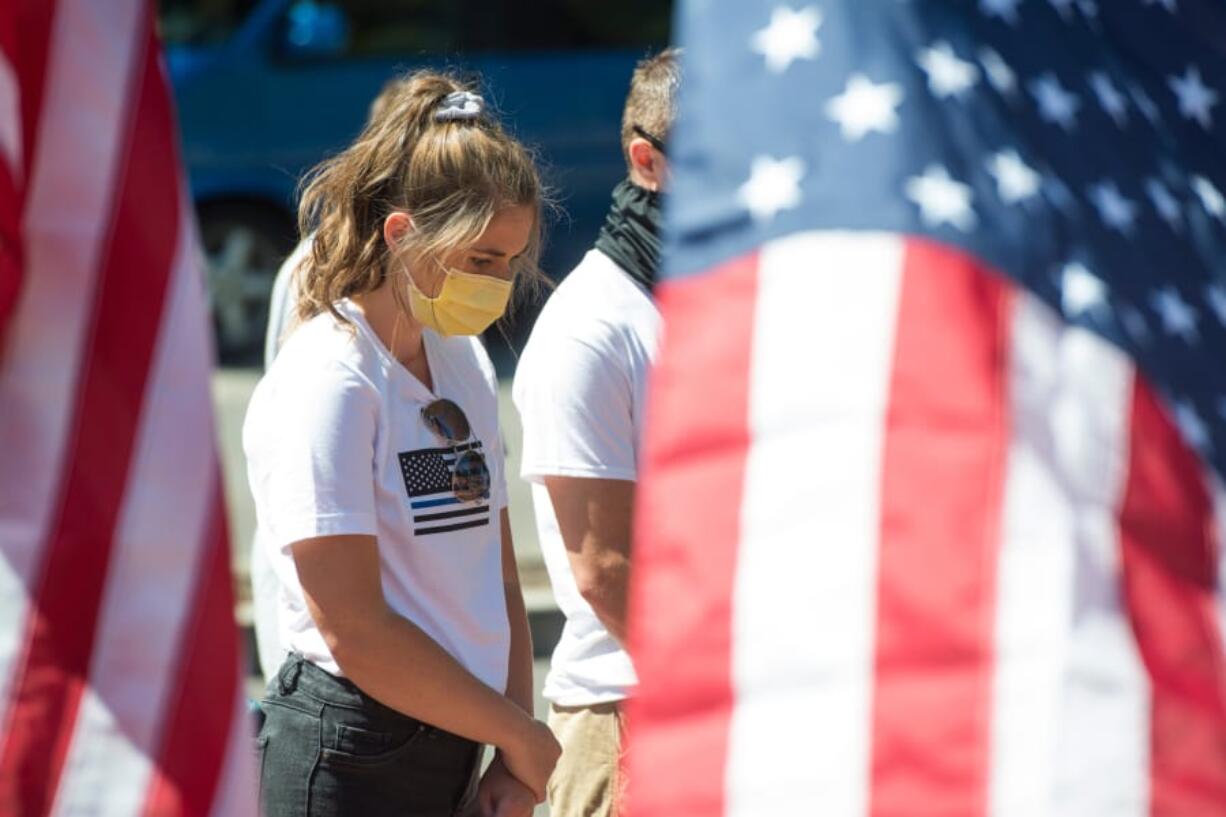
left=244, top=317, right=381, bottom=450
left=278, top=311, right=382, bottom=377
left=256, top=315, right=385, bottom=414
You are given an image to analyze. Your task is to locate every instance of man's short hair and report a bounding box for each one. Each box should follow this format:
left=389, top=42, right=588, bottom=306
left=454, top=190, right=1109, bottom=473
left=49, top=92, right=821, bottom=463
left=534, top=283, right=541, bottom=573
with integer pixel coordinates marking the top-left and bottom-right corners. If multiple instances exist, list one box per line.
left=621, top=48, right=681, bottom=170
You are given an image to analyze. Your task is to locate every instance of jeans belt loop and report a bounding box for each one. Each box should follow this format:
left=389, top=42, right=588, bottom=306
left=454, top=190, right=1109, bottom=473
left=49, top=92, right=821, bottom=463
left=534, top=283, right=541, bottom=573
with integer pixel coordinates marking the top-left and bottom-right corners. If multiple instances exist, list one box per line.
left=278, top=655, right=303, bottom=695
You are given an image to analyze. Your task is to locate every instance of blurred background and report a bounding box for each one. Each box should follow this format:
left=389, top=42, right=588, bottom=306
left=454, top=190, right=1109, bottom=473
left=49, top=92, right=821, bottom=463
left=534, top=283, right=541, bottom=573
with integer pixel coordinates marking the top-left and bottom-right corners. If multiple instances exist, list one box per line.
left=159, top=0, right=675, bottom=743
left=161, top=0, right=672, bottom=363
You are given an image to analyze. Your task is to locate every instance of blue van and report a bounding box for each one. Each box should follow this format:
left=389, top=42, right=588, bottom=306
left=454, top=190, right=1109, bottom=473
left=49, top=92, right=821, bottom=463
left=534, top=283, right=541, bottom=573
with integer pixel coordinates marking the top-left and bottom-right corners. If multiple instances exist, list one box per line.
left=160, top=0, right=671, bottom=361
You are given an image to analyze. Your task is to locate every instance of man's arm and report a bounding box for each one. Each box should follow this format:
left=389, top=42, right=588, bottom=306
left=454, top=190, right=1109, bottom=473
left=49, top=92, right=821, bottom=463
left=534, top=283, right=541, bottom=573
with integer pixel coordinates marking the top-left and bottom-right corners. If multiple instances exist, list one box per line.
left=542, top=476, right=635, bottom=645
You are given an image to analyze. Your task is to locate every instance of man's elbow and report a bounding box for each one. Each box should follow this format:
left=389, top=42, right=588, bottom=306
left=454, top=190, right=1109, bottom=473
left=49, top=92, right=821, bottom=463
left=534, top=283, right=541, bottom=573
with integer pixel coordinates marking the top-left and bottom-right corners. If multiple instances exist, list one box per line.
left=573, top=558, right=628, bottom=611
left=574, top=572, right=606, bottom=610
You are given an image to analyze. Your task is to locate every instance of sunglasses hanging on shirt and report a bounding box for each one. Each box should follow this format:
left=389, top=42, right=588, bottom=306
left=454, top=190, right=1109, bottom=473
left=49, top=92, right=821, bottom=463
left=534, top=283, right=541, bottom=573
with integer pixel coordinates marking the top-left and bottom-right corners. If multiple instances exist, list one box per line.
left=421, top=398, right=491, bottom=502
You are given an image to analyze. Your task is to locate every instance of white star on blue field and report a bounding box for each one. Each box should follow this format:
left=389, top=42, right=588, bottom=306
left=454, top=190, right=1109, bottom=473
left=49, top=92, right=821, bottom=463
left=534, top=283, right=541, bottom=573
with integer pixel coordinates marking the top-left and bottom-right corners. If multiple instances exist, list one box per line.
left=667, top=0, right=1226, bottom=477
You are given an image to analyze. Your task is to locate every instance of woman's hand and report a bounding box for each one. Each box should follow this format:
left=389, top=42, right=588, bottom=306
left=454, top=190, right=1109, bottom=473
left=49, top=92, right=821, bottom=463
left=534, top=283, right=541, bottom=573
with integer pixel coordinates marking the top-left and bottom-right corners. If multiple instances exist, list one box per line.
left=498, top=718, right=561, bottom=802
left=476, top=753, right=537, bottom=817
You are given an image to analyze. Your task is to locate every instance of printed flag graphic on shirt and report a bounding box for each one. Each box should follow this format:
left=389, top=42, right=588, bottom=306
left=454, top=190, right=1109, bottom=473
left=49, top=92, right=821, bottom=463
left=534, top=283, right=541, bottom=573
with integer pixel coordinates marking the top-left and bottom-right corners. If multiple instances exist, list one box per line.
left=399, top=443, right=492, bottom=536
left=626, top=2, right=1226, bottom=817
left=0, top=1, right=256, bottom=814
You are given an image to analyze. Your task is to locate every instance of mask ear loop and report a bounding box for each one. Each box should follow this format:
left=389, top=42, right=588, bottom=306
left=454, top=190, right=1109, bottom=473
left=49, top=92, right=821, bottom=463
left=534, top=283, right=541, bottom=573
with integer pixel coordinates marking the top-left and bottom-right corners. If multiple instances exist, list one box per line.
left=427, top=290, right=441, bottom=333
left=415, top=260, right=444, bottom=319
left=384, top=266, right=417, bottom=364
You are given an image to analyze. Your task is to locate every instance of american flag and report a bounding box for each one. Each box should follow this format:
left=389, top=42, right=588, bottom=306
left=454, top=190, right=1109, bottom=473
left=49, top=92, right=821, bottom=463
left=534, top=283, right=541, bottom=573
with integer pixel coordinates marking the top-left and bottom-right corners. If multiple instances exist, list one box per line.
left=399, top=443, right=492, bottom=536
left=0, top=2, right=255, bottom=813
left=626, top=2, right=1226, bottom=816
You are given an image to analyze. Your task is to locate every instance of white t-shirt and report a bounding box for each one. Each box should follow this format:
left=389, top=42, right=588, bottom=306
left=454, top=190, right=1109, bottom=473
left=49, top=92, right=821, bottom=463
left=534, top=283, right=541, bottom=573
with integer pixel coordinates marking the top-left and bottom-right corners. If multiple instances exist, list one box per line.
left=251, top=235, right=311, bottom=683
left=243, top=299, right=510, bottom=691
left=512, top=249, right=661, bottom=706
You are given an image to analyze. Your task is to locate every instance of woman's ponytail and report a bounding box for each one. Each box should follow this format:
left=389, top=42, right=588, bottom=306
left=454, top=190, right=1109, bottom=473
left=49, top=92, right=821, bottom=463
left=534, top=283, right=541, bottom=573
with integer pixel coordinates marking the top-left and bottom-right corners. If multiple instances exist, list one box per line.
left=294, top=70, right=548, bottom=329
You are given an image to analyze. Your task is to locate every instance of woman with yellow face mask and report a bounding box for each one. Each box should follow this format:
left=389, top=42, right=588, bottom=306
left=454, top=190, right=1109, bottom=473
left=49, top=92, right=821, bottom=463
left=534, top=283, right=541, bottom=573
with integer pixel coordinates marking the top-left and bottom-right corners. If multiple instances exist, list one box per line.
left=242, top=71, right=560, bottom=817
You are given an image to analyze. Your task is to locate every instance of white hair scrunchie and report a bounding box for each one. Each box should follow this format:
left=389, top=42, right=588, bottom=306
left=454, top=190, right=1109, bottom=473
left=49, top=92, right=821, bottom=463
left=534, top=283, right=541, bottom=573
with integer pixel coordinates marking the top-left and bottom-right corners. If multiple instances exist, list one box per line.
left=435, top=91, right=484, bottom=122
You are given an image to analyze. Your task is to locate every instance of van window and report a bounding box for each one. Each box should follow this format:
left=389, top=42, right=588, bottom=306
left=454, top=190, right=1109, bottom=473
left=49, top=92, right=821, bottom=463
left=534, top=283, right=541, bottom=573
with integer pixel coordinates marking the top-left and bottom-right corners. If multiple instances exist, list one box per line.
left=338, top=0, right=672, bottom=56
left=160, top=0, right=259, bottom=46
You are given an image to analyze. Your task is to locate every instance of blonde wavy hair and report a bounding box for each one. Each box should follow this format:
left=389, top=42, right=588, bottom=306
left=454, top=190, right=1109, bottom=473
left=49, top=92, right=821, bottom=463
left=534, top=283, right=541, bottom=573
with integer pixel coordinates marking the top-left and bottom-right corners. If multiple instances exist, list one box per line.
left=294, top=70, right=548, bottom=328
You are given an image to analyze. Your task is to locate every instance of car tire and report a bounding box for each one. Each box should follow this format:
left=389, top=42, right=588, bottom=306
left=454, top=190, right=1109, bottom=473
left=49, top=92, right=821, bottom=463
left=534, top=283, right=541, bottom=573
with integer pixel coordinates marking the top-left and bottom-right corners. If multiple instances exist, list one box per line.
left=200, top=202, right=297, bottom=365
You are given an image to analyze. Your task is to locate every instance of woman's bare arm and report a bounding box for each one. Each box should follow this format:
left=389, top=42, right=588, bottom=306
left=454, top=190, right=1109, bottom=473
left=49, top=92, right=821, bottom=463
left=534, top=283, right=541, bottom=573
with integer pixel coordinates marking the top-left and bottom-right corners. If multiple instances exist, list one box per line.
left=291, top=534, right=559, bottom=798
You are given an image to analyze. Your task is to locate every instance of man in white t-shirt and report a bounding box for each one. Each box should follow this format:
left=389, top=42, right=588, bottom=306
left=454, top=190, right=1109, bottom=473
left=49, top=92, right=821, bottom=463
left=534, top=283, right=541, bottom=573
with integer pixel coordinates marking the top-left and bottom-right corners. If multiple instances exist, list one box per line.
left=512, top=49, right=679, bottom=817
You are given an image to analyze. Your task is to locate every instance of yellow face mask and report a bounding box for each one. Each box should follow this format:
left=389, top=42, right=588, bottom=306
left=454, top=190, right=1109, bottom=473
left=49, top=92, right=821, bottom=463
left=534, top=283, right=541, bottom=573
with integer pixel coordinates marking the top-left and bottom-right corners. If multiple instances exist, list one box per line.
left=405, top=265, right=513, bottom=336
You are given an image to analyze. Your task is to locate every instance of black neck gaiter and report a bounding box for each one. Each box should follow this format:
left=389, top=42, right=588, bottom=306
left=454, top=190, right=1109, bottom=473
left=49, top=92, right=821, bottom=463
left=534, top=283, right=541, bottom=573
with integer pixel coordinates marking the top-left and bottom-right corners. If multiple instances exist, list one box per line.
left=594, top=179, right=662, bottom=292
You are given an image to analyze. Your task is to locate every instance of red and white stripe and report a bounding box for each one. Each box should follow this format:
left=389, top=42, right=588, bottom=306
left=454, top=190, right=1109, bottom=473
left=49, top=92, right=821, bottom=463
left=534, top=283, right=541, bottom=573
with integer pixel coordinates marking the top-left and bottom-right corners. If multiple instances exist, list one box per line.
left=627, top=233, right=1226, bottom=816
left=991, top=294, right=1148, bottom=817
left=0, top=1, right=254, bottom=814
left=727, top=233, right=901, bottom=817
left=0, top=52, right=19, bottom=180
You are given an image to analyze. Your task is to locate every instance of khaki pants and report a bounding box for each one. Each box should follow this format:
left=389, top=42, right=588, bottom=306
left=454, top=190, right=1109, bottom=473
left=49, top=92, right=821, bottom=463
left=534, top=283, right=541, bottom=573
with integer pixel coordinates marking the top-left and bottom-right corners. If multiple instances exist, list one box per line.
left=547, top=702, right=626, bottom=817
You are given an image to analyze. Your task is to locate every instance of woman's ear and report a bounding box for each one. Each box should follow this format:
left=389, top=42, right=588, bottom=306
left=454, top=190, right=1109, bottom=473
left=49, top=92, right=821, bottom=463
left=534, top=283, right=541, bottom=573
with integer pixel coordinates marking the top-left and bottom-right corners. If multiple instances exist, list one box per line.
left=383, top=211, right=414, bottom=251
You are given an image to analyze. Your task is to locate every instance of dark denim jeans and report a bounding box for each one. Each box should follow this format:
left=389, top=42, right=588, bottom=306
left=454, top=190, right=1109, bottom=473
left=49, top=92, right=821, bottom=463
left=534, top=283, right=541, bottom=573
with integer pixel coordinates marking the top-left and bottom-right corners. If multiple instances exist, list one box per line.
left=258, top=654, right=481, bottom=817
